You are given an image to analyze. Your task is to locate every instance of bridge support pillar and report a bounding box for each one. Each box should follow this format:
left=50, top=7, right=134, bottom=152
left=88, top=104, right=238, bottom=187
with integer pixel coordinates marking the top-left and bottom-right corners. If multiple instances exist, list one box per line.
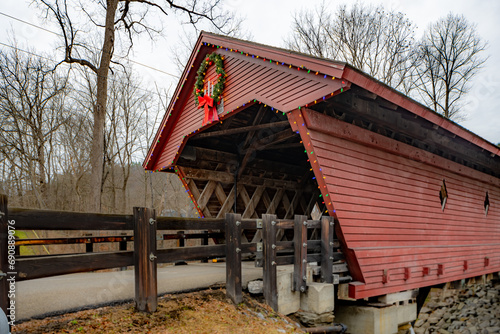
left=335, top=303, right=417, bottom=334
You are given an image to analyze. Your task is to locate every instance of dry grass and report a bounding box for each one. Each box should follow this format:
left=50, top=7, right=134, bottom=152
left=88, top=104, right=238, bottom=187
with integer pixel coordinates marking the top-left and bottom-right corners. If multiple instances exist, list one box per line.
left=12, top=288, right=303, bottom=334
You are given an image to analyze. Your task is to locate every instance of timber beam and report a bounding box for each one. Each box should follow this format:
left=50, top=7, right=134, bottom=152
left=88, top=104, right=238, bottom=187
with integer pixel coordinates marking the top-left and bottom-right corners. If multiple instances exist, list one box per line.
left=180, top=167, right=301, bottom=190
left=179, top=146, right=306, bottom=177
left=191, top=120, right=290, bottom=139
left=326, top=88, right=500, bottom=176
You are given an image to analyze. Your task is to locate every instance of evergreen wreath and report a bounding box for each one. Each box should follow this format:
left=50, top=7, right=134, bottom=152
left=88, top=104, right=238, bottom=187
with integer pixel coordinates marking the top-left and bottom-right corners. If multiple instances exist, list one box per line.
left=193, top=52, right=226, bottom=106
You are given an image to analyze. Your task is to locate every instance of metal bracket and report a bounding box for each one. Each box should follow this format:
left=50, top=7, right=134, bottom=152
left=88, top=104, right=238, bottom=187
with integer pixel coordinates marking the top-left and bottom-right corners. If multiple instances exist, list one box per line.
left=256, top=243, right=263, bottom=252
left=149, top=218, right=156, bottom=225
left=256, top=219, right=262, bottom=229
left=332, top=274, right=340, bottom=285
left=0, top=271, right=6, bottom=280
left=149, top=253, right=157, bottom=261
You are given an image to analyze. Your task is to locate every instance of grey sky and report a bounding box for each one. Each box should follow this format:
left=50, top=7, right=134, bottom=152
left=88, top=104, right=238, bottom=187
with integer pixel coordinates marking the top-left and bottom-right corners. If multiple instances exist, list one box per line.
left=0, top=0, right=498, bottom=144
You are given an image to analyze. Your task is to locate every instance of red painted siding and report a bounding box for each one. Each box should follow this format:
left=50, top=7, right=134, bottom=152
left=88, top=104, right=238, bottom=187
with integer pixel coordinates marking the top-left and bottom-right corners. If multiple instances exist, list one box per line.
left=152, top=49, right=345, bottom=171
left=302, top=109, right=500, bottom=299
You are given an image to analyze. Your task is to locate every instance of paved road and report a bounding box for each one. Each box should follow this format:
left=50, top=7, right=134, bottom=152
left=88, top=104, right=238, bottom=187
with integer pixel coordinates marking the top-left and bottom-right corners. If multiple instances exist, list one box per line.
left=16, top=262, right=262, bottom=321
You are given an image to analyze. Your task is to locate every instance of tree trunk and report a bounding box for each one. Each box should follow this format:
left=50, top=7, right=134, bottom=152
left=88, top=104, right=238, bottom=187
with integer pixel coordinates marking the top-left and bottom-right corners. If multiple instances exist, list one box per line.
left=89, top=0, right=119, bottom=213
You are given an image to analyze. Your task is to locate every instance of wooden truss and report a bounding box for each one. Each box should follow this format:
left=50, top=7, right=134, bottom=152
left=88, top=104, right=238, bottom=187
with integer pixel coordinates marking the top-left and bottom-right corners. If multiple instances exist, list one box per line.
left=177, top=166, right=322, bottom=219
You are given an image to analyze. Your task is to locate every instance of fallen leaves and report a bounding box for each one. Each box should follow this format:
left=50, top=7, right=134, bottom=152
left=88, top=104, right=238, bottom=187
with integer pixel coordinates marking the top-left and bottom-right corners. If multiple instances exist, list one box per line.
left=13, top=288, right=302, bottom=334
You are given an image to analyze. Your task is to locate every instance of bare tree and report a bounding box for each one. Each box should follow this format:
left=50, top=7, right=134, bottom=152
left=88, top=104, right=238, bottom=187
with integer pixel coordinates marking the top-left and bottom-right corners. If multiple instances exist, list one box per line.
left=102, top=68, right=152, bottom=213
left=284, top=2, right=336, bottom=59
left=0, top=45, right=68, bottom=208
left=170, top=16, right=252, bottom=75
left=285, top=2, right=416, bottom=93
left=413, top=13, right=487, bottom=120
left=38, top=0, right=236, bottom=212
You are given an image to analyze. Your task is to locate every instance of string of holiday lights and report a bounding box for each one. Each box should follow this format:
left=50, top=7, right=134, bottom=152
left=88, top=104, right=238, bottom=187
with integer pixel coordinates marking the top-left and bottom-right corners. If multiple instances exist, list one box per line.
left=146, top=41, right=348, bottom=173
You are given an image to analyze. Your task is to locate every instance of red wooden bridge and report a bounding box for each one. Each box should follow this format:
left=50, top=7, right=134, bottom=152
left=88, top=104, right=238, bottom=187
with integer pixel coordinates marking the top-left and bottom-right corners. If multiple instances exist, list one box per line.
left=144, top=32, right=500, bottom=301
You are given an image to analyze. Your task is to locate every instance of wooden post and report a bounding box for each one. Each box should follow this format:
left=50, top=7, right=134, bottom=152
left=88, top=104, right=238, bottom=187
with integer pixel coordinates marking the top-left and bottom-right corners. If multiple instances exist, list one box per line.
left=201, top=231, right=209, bottom=263
left=225, top=213, right=242, bottom=304
left=0, top=194, right=8, bottom=317
left=120, top=232, right=127, bottom=271
left=134, top=207, right=157, bottom=312
left=262, top=214, right=278, bottom=311
left=84, top=233, right=93, bottom=253
left=321, top=216, right=334, bottom=283
left=177, top=231, right=185, bottom=247
left=293, top=215, right=308, bottom=292
left=86, top=240, right=93, bottom=253
left=119, top=233, right=127, bottom=251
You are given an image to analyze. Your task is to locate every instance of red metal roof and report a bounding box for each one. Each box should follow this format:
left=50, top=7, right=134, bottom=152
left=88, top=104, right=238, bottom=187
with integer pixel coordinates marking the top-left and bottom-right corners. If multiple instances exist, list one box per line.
left=143, top=32, right=500, bottom=172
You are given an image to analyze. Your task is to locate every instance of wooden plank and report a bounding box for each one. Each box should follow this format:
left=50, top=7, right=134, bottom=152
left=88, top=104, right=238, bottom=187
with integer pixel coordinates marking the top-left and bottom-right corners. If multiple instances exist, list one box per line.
left=293, top=215, right=308, bottom=292
left=277, top=253, right=323, bottom=266
left=242, top=186, right=265, bottom=218
left=8, top=208, right=133, bottom=230
left=16, top=236, right=134, bottom=246
left=261, top=190, right=271, bottom=211
left=266, top=189, right=284, bottom=214
left=197, top=180, right=217, bottom=211
left=332, top=263, right=349, bottom=273
left=225, top=213, right=243, bottom=304
left=181, top=167, right=301, bottom=190
left=156, top=245, right=226, bottom=262
left=134, top=207, right=157, bottom=313
left=156, top=217, right=224, bottom=230
left=186, top=179, right=210, bottom=218
left=214, top=182, right=227, bottom=206
left=262, top=214, right=278, bottom=311
left=180, top=146, right=308, bottom=177
left=321, top=216, right=335, bottom=283
left=189, top=180, right=213, bottom=218
left=238, top=186, right=252, bottom=215
left=217, top=185, right=237, bottom=219
left=302, top=108, right=500, bottom=187
left=277, top=220, right=321, bottom=230
left=0, top=194, right=9, bottom=316
left=193, top=120, right=290, bottom=139
left=285, top=190, right=302, bottom=219
left=16, top=251, right=134, bottom=280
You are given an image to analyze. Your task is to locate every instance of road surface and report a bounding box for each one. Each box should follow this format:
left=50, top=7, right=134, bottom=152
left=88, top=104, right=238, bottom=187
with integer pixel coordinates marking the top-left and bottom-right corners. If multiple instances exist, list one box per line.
left=16, top=262, right=262, bottom=321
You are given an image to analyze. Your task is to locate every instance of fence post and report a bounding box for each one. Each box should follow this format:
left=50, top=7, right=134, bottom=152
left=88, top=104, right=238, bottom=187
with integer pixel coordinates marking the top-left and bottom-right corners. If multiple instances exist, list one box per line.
left=0, top=195, right=8, bottom=317
left=293, top=215, right=308, bottom=292
left=177, top=231, right=185, bottom=247
left=201, top=231, right=209, bottom=263
left=262, top=214, right=278, bottom=311
left=120, top=232, right=128, bottom=271
left=225, top=213, right=242, bottom=304
left=134, top=207, right=157, bottom=312
left=321, top=216, right=334, bottom=283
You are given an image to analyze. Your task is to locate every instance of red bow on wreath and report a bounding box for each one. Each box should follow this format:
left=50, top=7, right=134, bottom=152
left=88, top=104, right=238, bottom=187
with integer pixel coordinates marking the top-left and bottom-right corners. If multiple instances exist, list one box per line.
left=198, top=94, right=219, bottom=126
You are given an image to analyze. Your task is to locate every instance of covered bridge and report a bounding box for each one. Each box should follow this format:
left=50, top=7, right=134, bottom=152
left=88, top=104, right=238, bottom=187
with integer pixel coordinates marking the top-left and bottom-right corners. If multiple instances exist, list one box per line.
left=144, top=32, right=500, bottom=300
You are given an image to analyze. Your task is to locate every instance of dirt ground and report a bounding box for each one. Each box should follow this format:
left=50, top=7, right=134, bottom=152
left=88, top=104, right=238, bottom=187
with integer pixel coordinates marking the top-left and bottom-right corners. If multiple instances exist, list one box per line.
left=12, top=288, right=303, bottom=334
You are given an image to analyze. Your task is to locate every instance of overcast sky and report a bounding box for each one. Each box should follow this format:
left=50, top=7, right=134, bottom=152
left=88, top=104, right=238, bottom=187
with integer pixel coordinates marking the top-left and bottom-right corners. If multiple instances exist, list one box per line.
left=1, top=0, right=499, bottom=145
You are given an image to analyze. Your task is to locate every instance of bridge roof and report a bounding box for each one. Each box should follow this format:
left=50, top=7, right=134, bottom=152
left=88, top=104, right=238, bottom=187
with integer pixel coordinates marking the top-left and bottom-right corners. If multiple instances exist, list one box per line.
left=143, top=32, right=500, bottom=172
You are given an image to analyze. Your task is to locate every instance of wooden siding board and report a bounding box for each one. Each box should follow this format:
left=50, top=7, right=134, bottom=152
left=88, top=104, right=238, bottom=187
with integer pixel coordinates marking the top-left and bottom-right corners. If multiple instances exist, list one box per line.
left=301, top=109, right=500, bottom=298
left=310, top=130, right=499, bottom=193
left=304, top=108, right=500, bottom=187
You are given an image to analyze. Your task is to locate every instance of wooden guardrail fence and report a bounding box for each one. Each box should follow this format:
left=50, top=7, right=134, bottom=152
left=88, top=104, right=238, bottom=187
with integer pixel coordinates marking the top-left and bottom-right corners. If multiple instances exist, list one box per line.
left=0, top=194, right=345, bottom=317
